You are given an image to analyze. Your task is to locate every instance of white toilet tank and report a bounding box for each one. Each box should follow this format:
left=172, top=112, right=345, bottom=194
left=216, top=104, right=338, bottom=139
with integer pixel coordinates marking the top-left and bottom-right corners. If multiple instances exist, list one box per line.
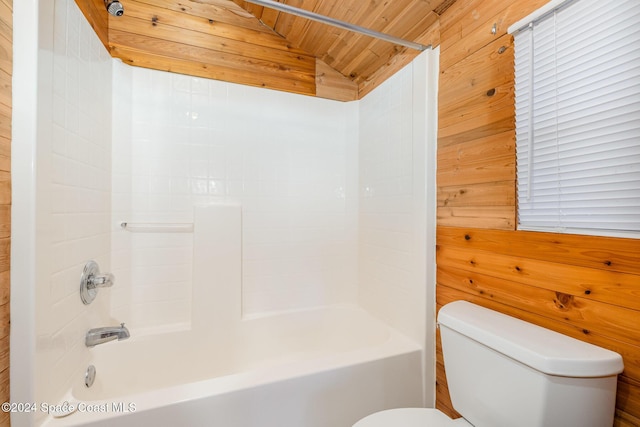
left=438, top=301, right=624, bottom=427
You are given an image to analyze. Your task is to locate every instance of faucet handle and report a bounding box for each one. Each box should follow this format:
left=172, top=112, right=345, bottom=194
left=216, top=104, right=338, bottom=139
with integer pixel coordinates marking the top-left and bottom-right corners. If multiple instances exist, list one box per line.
left=88, top=272, right=115, bottom=289
left=80, top=261, right=116, bottom=305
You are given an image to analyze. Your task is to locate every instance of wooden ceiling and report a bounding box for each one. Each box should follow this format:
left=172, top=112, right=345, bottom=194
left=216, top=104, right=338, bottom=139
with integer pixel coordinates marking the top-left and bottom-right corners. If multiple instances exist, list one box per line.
left=75, top=0, right=455, bottom=100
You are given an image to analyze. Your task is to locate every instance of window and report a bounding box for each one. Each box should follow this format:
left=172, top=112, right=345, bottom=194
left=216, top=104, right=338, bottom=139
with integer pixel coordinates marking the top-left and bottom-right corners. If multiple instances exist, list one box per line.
left=509, top=0, right=640, bottom=238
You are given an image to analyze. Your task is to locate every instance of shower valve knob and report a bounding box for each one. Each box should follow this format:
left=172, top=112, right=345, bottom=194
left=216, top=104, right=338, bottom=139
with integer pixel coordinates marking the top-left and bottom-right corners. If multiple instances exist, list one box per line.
left=88, top=272, right=115, bottom=289
left=80, top=260, right=115, bottom=305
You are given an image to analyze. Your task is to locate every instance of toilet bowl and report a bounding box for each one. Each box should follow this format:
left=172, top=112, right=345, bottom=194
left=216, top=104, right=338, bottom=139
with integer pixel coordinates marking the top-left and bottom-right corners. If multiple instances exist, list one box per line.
left=353, top=408, right=471, bottom=427
left=353, top=301, right=624, bottom=427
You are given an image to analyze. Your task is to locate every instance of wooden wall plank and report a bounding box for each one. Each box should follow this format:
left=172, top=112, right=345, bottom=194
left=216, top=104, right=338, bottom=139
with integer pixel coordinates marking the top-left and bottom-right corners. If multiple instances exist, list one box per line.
left=0, top=206, right=7, bottom=241
left=0, top=33, right=11, bottom=78
left=436, top=15, right=517, bottom=233
left=0, top=111, right=9, bottom=148
left=124, top=1, right=308, bottom=54
left=615, top=408, right=640, bottom=427
left=107, top=6, right=318, bottom=96
left=605, top=369, right=640, bottom=419
left=233, top=1, right=264, bottom=22
left=0, top=0, right=11, bottom=42
left=440, top=0, right=549, bottom=70
left=299, top=2, right=350, bottom=64
left=299, top=0, right=396, bottom=69
left=258, top=8, right=280, bottom=29
left=315, top=58, right=357, bottom=101
left=341, top=7, right=439, bottom=85
left=0, top=136, right=9, bottom=172
left=274, top=0, right=443, bottom=92
left=438, top=104, right=513, bottom=148
left=0, top=69, right=11, bottom=109
left=0, top=238, right=8, bottom=274
left=137, top=0, right=274, bottom=33
left=616, top=374, right=640, bottom=421
left=271, top=0, right=298, bottom=39
left=439, top=79, right=513, bottom=131
left=438, top=245, right=640, bottom=325
left=437, top=206, right=514, bottom=230
left=439, top=35, right=514, bottom=133
left=437, top=131, right=515, bottom=175
left=108, top=30, right=315, bottom=84
left=358, top=17, right=441, bottom=99
left=437, top=227, right=640, bottom=275
left=437, top=181, right=515, bottom=207
left=436, top=0, right=640, bottom=423
left=77, top=0, right=446, bottom=101
left=111, top=45, right=316, bottom=96
left=0, top=272, right=7, bottom=306
left=74, top=0, right=109, bottom=49
left=437, top=140, right=515, bottom=192
left=0, top=366, right=7, bottom=420
left=77, top=0, right=324, bottom=98
left=292, top=0, right=339, bottom=50
left=0, top=0, right=8, bottom=420
left=0, top=171, right=9, bottom=206
left=439, top=34, right=514, bottom=109
left=108, top=16, right=315, bottom=70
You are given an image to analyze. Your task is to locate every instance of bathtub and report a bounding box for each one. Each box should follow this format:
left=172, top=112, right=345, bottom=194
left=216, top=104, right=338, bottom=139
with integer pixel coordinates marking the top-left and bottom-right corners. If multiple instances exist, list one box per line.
left=39, top=206, right=423, bottom=426
left=42, top=305, right=423, bottom=427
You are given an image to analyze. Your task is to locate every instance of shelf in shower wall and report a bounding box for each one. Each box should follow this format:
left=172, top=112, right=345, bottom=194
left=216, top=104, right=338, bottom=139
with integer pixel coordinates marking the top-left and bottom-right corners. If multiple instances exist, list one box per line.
left=119, top=222, right=194, bottom=233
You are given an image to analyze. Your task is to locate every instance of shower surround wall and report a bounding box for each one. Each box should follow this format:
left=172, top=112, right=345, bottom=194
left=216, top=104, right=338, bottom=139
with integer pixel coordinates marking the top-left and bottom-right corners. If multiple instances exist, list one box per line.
left=111, top=62, right=360, bottom=329
left=111, top=55, right=435, bottom=335
left=40, top=0, right=113, bottom=411
left=13, top=0, right=437, bottom=419
left=12, top=0, right=113, bottom=423
left=358, top=51, right=438, bottom=404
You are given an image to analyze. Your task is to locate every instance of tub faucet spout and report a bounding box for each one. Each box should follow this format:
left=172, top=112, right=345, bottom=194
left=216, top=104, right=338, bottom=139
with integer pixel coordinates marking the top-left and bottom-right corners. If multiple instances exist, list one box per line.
left=85, top=323, right=130, bottom=347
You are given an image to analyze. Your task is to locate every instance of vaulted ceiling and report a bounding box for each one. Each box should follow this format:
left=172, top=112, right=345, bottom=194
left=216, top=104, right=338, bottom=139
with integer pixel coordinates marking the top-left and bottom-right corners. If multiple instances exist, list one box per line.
left=75, top=0, right=456, bottom=100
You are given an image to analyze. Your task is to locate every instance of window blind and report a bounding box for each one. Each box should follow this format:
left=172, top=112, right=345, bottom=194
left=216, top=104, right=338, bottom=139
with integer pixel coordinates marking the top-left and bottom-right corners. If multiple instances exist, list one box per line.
left=511, top=0, right=640, bottom=238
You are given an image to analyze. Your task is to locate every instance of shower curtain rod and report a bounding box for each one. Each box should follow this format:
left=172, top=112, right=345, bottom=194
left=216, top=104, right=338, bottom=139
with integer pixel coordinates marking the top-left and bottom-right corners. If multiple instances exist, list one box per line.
left=242, top=0, right=431, bottom=51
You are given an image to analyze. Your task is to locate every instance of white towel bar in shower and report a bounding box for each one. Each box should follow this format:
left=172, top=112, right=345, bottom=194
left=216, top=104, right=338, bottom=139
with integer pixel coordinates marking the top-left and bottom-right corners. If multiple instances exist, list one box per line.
left=120, top=222, right=194, bottom=233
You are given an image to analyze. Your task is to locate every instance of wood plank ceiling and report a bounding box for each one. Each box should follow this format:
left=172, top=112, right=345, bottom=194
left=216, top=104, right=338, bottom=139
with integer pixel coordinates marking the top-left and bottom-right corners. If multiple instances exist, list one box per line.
left=75, top=0, right=455, bottom=100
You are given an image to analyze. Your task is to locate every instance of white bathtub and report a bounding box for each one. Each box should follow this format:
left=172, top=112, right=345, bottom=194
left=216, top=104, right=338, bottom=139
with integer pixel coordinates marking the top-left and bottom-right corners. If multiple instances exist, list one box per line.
left=42, top=306, right=423, bottom=427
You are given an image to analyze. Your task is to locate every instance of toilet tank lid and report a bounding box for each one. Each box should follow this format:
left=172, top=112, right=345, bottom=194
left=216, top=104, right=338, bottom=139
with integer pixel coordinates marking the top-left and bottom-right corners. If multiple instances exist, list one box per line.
left=438, top=301, right=624, bottom=377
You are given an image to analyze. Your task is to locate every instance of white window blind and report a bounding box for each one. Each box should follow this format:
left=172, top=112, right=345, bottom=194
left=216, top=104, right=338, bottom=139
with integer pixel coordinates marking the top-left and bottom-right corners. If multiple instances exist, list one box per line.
left=510, top=0, right=640, bottom=238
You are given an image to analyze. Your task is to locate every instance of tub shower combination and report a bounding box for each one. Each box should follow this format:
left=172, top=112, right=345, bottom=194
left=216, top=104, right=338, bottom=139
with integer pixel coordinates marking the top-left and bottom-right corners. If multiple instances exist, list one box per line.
left=42, top=205, right=423, bottom=427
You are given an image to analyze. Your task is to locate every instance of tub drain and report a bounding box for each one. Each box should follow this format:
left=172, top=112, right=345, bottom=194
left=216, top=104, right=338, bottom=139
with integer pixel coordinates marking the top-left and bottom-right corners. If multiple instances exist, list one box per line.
left=85, top=365, right=96, bottom=388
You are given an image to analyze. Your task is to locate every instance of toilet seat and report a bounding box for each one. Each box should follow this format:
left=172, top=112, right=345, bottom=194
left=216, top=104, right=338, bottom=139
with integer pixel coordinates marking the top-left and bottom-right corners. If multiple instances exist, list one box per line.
left=353, top=408, right=473, bottom=427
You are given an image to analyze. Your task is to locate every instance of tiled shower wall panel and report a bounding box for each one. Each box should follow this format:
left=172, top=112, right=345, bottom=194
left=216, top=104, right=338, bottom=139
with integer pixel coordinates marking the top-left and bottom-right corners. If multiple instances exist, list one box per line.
left=358, top=52, right=434, bottom=346
left=35, top=0, right=113, bottom=412
left=112, top=63, right=359, bottom=329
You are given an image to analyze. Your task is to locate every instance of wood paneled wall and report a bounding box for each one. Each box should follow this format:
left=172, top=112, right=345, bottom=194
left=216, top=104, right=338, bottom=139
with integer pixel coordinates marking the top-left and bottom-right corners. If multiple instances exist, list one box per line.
left=73, top=0, right=453, bottom=102
left=435, top=1, right=640, bottom=426
left=232, top=0, right=443, bottom=99
left=75, top=0, right=359, bottom=101
left=0, top=0, right=9, bottom=426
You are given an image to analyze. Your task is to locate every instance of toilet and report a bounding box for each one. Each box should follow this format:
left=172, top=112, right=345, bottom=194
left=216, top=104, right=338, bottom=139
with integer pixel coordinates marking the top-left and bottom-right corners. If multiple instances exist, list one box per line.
left=354, top=301, right=624, bottom=427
